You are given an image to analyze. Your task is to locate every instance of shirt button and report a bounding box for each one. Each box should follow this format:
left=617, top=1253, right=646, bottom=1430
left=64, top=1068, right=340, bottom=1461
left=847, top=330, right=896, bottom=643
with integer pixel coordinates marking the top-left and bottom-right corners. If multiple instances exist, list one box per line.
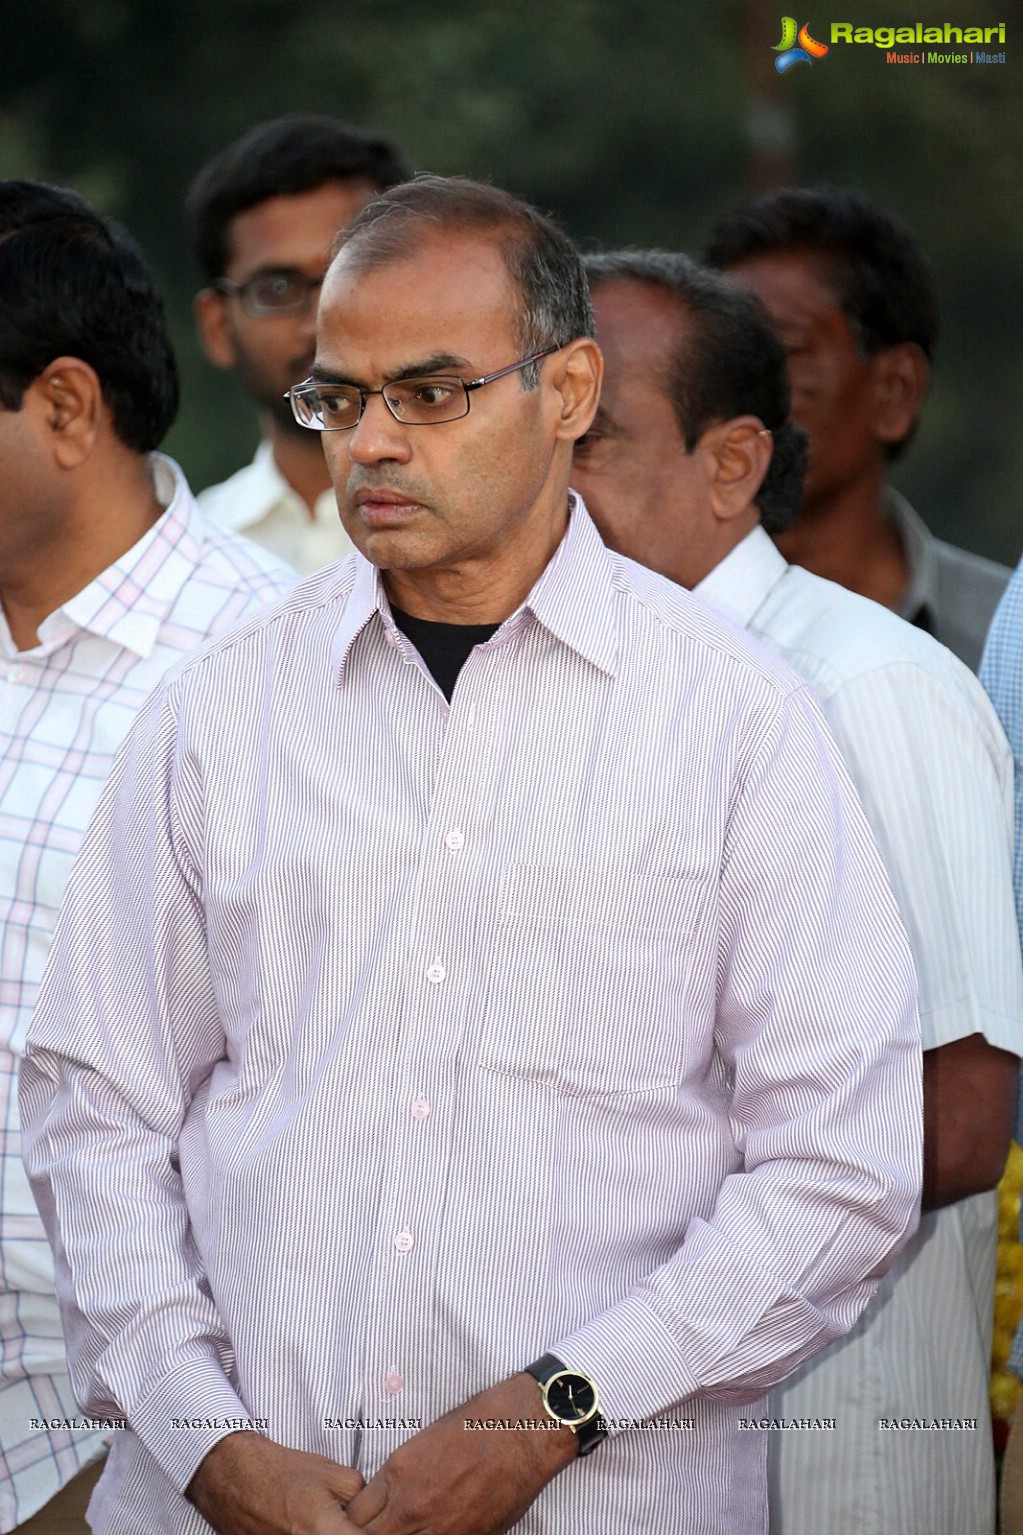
left=444, top=828, right=465, bottom=852
left=393, top=1229, right=414, bottom=1254
left=426, top=959, right=447, bottom=985
left=410, top=1096, right=431, bottom=1122
left=384, top=1373, right=404, bottom=1395
left=7, top=666, right=24, bottom=684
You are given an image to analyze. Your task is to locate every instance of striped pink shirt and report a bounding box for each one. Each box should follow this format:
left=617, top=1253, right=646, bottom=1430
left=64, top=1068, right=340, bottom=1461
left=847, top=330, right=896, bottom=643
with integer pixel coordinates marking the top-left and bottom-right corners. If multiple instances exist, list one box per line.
left=22, top=498, right=921, bottom=1534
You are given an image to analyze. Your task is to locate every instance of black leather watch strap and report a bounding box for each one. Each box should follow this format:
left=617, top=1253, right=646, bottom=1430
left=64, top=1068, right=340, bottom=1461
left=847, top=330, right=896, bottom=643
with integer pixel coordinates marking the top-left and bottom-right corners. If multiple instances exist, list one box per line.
left=524, top=1351, right=566, bottom=1388
left=523, top=1352, right=608, bottom=1457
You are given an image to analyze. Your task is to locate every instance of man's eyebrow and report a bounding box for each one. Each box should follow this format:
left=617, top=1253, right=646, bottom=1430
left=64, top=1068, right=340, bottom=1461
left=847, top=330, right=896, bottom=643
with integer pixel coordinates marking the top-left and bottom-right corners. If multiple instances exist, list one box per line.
left=309, top=353, right=472, bottom=388
left=237, top=264, right=308, bottom=283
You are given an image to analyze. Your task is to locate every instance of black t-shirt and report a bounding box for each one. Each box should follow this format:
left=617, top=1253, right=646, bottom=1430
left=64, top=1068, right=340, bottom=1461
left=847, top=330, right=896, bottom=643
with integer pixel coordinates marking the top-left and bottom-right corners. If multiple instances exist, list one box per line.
left=391, top=606, right=500, bottom=701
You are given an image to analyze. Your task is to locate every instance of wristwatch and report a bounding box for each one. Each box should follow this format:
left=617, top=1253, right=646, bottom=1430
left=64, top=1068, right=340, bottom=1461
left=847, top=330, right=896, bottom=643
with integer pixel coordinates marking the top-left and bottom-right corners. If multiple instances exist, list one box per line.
left=524, top=1352, right=608, bottom=1457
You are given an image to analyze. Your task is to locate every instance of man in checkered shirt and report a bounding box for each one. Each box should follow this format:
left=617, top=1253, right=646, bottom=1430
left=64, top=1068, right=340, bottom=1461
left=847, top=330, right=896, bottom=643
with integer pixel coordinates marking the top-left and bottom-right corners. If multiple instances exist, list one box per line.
left=0, top=180, right=294, bottom=1533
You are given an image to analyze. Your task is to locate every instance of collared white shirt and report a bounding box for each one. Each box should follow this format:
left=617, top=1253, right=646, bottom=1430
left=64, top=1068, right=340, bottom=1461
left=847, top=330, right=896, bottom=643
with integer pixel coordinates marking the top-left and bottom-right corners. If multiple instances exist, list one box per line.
left=22, top=501, right=921, bottom=1535
left=0, top=456, right=293, bottom=1532
left=697, top=526, right=1023, bottom=1535
left=198, top=438, right=356, bottom=574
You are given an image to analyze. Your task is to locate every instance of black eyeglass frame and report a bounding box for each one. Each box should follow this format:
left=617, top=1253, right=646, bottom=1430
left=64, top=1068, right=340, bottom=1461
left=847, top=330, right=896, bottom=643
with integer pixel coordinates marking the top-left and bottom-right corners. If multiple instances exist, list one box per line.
left=284, top=345, right=560, bottom=431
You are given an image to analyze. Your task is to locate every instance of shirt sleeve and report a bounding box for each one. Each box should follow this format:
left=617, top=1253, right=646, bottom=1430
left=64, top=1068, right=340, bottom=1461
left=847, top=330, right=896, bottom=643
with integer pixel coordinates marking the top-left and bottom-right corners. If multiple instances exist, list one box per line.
left=19, top=678, right=250, bottom=1493
left=553, top=683, right=923, bottom=1422
left=981, top=573, right=1023, bottom=956
left=824, top=660, right=1023, bottom=1056
left=979, top=569, right=1023, bottom=1164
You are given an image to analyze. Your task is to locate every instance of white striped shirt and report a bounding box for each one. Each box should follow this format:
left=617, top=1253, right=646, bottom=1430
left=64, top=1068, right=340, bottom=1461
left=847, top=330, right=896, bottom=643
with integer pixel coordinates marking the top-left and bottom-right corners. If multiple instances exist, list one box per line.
left=21, top=499, right=921, bottom=1535
left=0, top=456, right=293, bottom=1531
left=697, top=527, right=1023, bottom=1535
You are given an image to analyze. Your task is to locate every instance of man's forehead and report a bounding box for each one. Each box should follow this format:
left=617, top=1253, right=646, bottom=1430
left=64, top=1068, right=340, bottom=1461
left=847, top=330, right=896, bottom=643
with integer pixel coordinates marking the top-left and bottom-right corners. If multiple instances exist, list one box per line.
left=319, top=230, right=520, bottom=358
left=225, top=180, right=377, bottom=276
left=591, top=280, right=684, bottom=381
left=330, top=225, right=512, bottom=292
left=728, top=249, right=843, bottom=325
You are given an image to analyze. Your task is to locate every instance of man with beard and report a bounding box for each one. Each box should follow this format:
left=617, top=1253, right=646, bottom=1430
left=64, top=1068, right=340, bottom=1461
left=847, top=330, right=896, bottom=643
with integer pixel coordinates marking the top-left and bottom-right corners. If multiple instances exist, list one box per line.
left=189, top=115, right=410, bottom=573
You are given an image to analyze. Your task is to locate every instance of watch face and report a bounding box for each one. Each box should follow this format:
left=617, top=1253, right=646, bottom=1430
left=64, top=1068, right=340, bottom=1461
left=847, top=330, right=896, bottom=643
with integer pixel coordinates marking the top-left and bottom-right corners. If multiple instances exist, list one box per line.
left=545, top=1371, right=597, bottom=1423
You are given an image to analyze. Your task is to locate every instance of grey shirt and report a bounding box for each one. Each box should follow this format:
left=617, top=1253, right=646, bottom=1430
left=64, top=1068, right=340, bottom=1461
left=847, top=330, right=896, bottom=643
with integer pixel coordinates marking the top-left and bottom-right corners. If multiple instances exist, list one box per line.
left=890, top=488, right=1011, bottom=672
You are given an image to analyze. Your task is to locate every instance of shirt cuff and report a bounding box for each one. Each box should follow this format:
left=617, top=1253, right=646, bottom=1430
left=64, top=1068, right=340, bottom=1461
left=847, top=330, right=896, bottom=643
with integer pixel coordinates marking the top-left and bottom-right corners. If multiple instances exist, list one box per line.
left=127, top=1356, right=257, bottom=1493
left=552, top=1293, right=700, bottom=1434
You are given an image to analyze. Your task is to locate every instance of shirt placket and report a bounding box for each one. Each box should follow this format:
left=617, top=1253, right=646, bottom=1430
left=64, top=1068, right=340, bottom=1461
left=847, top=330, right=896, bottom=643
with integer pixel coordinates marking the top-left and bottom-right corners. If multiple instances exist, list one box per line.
left=357, top=640, right=508, bottom=1469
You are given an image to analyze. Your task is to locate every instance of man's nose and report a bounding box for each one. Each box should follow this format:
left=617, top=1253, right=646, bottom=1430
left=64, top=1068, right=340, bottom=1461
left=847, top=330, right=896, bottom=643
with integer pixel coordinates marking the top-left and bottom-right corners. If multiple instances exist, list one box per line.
left=346, top=393, right=413, bottom=464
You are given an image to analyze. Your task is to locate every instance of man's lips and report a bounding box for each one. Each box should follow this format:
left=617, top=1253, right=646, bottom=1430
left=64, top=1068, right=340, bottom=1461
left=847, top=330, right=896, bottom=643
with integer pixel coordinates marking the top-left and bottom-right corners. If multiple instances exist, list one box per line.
left=352, top=488, right=423, bottom=526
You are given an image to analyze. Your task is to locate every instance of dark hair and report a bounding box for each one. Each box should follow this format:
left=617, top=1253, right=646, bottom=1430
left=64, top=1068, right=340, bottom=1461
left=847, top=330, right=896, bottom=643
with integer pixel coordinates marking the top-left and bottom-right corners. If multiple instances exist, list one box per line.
left=584, top=250, right=807, bottom=533
left=188, top=115, right=412, bottom=281
left=704, top=185, right=939, bottom=362
left=332, top=175, right=593, bottom=388
left=0, top=180, right=179, bottom=452
left=704, top=188, right=938, bottom=463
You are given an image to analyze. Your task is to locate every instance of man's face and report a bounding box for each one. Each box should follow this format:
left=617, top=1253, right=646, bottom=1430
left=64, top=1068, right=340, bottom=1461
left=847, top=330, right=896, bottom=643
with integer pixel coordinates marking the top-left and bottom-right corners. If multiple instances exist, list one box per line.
left=570, top=280, right=717, bottom=590
left=201, top=180, right=376, bottom=433
left=314, top=230, right=573, bottom=604
left=720, top=249, right=881, bottom=510
left=0, top=388, right=63, bottom=581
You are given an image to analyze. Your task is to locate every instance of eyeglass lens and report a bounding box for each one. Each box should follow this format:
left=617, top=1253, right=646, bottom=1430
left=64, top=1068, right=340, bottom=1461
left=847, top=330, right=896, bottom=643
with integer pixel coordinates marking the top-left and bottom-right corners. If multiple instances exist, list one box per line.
left=296, top=378, right=469, bottom=429
left=242, top=272, right=321, bottom=313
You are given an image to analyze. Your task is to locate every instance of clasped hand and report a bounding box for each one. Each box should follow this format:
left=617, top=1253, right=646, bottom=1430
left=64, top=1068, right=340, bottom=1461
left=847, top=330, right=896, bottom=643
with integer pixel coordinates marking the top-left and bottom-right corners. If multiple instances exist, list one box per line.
left=188, top=1374, right=577, bottom=1535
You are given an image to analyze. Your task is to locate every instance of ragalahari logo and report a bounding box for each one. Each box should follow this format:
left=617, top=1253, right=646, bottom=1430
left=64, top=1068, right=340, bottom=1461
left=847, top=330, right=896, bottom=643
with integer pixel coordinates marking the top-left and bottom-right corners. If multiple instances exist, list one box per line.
left=773, top=17, right=829, bottom=71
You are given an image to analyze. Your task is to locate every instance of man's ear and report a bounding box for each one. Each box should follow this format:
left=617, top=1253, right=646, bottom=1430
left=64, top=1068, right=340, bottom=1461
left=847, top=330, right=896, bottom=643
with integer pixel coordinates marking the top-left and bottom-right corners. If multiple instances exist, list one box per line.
left=31, top=357, right=104, bottom=469
left=705, top=416, right=773, bottom=525
left=550, top=338, right=603, bottom=443
left=871, top=342, right=929, bottom=450
left=194, top=287, right=237, bottom=370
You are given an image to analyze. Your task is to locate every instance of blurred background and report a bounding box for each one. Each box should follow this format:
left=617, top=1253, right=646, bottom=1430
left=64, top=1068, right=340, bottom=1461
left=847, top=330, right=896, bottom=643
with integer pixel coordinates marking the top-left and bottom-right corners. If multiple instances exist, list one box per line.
left=2, top=0, right=1020, bottom=561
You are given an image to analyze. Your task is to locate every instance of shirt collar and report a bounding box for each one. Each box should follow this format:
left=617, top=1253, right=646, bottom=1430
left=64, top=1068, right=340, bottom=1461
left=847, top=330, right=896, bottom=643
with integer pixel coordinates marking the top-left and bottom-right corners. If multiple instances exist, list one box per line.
left=694, top=526, right=788, bottom=629
left=886, top=487, right=936, bottom=625
left=522, top=493, right=618, bottom=675
left=45, top=455, right=206, bottom=658
left=239, top=439, right=291, bottom=527
left=226, top=441, right=338, bottom=530
left=329, top=555, right=387, bottom=678
left=329, top=492, right=619, bottom=684
left=254, top=437, right=282, bottom=479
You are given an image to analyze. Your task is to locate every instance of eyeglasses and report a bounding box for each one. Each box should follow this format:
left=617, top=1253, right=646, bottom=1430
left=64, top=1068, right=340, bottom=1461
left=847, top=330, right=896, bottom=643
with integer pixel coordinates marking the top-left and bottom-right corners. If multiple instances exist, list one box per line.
left=284, top=347, right=559, bottom=431
left=214, top=270, right=324, bottom=316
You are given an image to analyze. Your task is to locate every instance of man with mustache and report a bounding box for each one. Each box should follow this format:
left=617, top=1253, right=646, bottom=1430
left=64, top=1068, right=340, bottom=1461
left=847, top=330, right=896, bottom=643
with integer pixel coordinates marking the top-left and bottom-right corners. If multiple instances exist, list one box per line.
left=23, top=179, right=921, bottom=1535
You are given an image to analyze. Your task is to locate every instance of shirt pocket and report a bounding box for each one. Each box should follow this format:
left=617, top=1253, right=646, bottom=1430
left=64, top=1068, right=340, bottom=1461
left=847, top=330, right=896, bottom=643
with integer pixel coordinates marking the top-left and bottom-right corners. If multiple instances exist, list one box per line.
left=476, top=862, right=708, bottom=1097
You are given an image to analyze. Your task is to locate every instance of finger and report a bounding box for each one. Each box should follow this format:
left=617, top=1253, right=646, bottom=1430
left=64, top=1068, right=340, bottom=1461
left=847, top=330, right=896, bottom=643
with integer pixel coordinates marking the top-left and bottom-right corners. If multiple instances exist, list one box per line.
left=328, top=1467, right=366, bottom=1503
left=344, top=1477, right=389, bottom=1527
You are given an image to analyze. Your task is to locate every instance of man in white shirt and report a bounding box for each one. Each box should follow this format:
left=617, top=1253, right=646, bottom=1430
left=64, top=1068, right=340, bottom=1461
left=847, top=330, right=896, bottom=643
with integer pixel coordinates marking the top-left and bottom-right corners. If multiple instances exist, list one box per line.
left=189, top=115, right=411, bottom=573
left=23, top=178, right=921, bottom=1535
left=0, top=182, right=293, bottom=1534
left=571, top=248, right=1023, bottom=1535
